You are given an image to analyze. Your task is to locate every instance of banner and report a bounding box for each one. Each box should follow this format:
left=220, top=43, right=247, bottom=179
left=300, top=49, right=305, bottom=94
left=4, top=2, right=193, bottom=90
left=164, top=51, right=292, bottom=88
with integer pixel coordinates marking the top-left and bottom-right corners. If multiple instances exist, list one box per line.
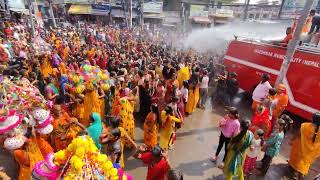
left=64, top=0, right=95, bottom=3
left=143, top=1, right=163, bottom=13
left=190, top=5, right=208, bottom=18
left=280, top=0, right=320, bottom=18
left=211, top=9, right=233, bottom=17
left=280, top=0, right=304, bottom=18
left=91, top=4, right=111, bottom=15
left=7, top=0, right=26, bottom=9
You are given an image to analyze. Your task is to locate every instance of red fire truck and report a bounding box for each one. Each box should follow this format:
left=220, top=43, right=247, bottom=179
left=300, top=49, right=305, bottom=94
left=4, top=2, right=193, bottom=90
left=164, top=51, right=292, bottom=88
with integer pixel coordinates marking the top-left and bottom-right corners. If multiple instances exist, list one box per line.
left=224, top=38, right=320, bottom=120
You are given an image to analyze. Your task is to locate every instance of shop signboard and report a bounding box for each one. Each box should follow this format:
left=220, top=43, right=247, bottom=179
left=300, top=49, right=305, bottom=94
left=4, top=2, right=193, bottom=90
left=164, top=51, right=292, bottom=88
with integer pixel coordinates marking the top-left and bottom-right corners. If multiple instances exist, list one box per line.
left=280, top=0, right=320, bottom=18
left=91, top=4, right=111, bottom=15
left=64, top=0, right=95, bottom=4
left=7, top=0, right=26, bottom=9
left=143, top=1, right=163, bottom=13
left=190, top=4, right=208, bottom=18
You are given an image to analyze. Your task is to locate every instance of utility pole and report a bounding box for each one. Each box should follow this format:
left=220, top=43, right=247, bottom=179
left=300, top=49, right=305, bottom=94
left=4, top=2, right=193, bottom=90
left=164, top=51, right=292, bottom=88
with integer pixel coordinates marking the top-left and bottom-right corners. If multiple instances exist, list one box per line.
left=181, top=2, right=185, bottom=32
left=28, top=0, right=35, bottom=36
left=275, top=0, right=316, bottom=85
left=243, top=0, right=250, bottom=21
left=278, top=0, right=285, bottom=19
left=3, top=0, right=10, bottom=19
left=48, top=0, right=57, bottom=28
left=121, top=0, right=128, bottom=27
left=141, top=0, right=144, bottom=28
left=130, top=0, right=132, bottom=29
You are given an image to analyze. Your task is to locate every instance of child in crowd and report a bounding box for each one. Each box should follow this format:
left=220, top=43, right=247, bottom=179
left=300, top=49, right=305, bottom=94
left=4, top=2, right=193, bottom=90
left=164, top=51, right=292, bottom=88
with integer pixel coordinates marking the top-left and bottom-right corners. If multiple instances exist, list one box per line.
left=243, top=129, right=264, bottom=175
left=258, top=119, right=286, bottom=175
left=181, top=81, right=189, bottom=105
left=101, top=128, right=122, bottom=167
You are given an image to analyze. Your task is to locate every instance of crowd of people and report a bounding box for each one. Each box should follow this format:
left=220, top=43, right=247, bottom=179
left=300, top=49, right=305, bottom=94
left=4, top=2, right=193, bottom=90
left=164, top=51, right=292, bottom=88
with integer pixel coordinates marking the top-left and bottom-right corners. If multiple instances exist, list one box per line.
left=210, top=72, right=320, bottom=180
left=0, top=19, right=319, bottom=180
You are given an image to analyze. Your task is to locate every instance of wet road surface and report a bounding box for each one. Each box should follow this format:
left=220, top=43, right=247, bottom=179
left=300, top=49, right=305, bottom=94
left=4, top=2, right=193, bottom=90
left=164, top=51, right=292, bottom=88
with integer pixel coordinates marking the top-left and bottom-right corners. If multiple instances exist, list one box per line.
left=1, top=95, right=319, bottom=180
left=124, top=95, right=320, bottom=180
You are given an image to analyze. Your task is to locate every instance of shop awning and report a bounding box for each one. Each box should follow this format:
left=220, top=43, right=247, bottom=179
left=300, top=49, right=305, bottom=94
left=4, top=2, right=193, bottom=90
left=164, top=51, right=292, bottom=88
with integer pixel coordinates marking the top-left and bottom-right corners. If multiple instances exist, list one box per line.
left=191, top=17, right=211, bottom=24
left=144, top=13, right=165, bottom=19
left=143, top=1, right=163, bottom=14
left=68, top=4, right=91, bottom=15
left=9, top=8, right=29, bottom=15
left=163, top=11, right=181, bottom=24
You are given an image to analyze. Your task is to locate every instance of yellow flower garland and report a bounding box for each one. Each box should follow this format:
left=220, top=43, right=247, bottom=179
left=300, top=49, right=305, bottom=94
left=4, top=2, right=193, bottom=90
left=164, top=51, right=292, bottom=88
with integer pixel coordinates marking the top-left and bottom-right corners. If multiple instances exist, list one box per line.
left=53, top=136, right=119, bottom=179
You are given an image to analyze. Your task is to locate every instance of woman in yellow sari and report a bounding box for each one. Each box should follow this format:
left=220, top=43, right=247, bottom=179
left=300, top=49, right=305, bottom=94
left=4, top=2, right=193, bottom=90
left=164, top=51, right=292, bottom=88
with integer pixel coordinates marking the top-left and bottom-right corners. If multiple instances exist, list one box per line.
left=118, top=97, right=135, bottom=148
left=14, top=134, right=53, bottom=180
left=224, top=120, right=253, bottom=180
left=62, top=45, right=70, bottom=61
left=159, top=106, right=181, bottom=150
left=39, top=55, right=53, bottom=79
left=288, top=112, right=320, bottom=179
left=59, top=61, right=68, bottom=75
left=81, top=82, right=101, bottom=126
left=112, top=81, right=121, bottom=116
left=177, top=66, right=190, bottom=88
left=55, top=39, right=61, bottom=49
left=185, top=83, right=200, bottom=114
left=71, top=91, right=85, bottom=126
left=51, top=105, right=71, bottom=151
left=97, top=85, right=106, bottom=121
left=87, top=47, right=95, bottom=61
left=144, top=104, right=159, bottom=149
left=14, top=143, right=43, bottom=180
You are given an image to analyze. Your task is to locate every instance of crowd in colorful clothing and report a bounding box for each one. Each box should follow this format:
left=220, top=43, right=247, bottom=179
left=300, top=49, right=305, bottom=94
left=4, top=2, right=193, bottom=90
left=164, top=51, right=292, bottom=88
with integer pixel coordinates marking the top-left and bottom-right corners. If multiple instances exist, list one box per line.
left=211, top=73, right=320, bottom=180
left=0, top=20, right=319, bottom=180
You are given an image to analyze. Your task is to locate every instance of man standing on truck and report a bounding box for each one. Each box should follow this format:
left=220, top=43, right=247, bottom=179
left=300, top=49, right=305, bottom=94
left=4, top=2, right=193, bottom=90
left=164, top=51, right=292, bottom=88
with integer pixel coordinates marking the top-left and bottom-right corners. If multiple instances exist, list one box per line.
left=251, top=74, right=272, bottom=111
left=307, top=9, right=320, bottom=44
left=272, top=27, right=293, bottom=46
left=308, top=9, right=320, bottom=35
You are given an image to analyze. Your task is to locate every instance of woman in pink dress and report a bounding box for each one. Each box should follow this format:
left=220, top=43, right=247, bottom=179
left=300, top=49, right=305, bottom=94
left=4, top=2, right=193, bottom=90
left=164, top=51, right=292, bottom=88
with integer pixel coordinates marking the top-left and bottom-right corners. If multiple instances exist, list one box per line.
left=173, top=85, right=185, bottom=121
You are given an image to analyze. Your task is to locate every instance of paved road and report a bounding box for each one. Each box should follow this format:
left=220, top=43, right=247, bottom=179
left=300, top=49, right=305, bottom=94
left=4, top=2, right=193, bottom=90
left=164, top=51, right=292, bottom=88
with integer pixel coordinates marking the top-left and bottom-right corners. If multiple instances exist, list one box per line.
left=1, top=96, right=319, bottom=180
left=124, top=98, right=320, bottom=180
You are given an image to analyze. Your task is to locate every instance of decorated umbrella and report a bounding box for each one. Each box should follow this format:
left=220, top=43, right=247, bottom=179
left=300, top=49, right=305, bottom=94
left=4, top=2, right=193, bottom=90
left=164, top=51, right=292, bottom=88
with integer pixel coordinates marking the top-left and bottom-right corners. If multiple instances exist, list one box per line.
left=0, top=77, right=54, bottom=150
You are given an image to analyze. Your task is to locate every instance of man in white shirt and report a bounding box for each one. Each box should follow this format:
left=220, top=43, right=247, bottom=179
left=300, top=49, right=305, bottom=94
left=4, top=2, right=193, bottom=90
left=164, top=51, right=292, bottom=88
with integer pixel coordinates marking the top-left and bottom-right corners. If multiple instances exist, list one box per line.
left=252, top=74, right=272, bottom=110
left=199, top=71, right=209, bottom=109
left=181, top=81, right=189, bottom=104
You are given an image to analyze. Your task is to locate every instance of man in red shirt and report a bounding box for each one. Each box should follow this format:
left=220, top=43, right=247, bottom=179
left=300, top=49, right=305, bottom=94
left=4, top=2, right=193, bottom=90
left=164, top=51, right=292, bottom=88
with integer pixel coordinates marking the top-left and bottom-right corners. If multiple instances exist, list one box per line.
left=136, top=145, right=170, bottom=180
left=281, top=27, right=293, bottom=45
left=272, top=27, right=293, bottom=47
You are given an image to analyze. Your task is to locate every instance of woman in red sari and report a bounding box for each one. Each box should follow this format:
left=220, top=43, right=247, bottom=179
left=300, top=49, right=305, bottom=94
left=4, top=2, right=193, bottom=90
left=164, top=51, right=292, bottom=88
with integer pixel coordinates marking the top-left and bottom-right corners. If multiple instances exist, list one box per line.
left=143, top=104, right=159, bottom=149
left=153, top=80, right=166, bottom=113
left=135, top=145, right=170, bottom=180
left=249, top=105, right=272, bottom=138
left=165, top=76, right=178, bottom=103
